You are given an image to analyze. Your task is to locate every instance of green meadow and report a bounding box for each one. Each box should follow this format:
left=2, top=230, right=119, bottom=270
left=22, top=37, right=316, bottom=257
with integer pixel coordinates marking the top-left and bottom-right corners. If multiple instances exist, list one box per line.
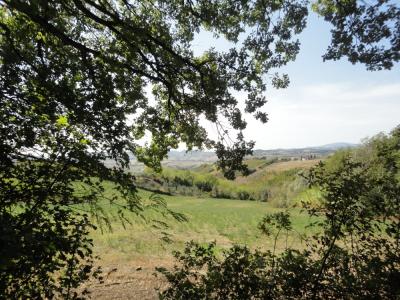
left=139, top=158, right=322, bottom=206
left=89, top=189, right=319, bottom=265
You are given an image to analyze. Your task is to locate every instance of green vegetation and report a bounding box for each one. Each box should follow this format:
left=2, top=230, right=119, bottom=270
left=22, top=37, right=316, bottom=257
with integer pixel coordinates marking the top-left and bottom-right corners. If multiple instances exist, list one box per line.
left=90, top=189, right=317, bottom=263
left=1, top=1, right=309, bottom=296
left=138, top=158, right=320, bottom=207
left=2, top=0, right=399, bottom=298
left=87, top=158, right=324, bottom=268
left=159, top=127, right=400, bottom=299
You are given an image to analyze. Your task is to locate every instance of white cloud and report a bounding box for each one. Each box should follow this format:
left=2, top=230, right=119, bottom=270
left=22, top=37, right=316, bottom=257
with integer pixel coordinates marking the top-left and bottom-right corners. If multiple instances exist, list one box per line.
left=242, top=82, right=400, bottom=149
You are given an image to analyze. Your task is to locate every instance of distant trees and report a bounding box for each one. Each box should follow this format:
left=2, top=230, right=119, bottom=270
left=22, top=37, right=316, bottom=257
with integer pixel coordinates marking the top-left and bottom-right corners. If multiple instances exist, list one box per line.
left=140, top=166, right=307, bottom=204
left=1, top=0, right=308, bottom=296
left=158, top=126, right=400, bottom=299
left=1, top=0, right=399, bottom=297
left=195, top=180, right=214, bottom=193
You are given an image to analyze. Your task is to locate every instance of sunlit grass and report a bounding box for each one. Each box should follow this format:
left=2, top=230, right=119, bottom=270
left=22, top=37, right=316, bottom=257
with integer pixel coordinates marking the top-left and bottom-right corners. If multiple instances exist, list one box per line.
left=144, top=158, right=321, bottom=204
left=89, top=189, right=319, bottom=264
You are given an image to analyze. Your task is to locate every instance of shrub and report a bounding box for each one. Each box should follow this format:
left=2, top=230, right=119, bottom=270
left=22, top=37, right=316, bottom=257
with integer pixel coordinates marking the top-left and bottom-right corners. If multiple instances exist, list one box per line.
left=173, top=176, right=193, bottom=187
left=195, top=180, right=214, bottom=192
left=259, top=189, right=269, bottom=202
left=211, top=188, right=232, bottom=199
left=237, top=190, right=250, bottom=200
left=158, top=127, right=400, bottom=299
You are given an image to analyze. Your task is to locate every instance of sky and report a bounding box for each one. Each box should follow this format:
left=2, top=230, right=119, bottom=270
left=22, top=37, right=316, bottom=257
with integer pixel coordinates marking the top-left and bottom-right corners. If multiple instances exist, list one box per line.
left=192, top=13, right=400, bottom=149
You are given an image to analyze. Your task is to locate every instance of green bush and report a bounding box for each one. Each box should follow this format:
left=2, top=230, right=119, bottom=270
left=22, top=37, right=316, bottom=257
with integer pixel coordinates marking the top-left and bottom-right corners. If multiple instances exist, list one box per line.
left=237, top=190, right=250, bottom=200
left=173, top=175, right=193, bottom=187
left=195, top=180, right=214, bottom=192
left=158, top=127, right=400, bottom=299
left=211, top=187, right=233, bottom=199
left=259, top=189, right=269, bottom=202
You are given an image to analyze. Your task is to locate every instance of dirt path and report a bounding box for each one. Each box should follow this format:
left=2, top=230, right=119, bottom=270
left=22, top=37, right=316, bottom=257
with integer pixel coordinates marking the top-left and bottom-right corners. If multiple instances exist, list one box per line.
left=83, top=258, right=173, bottom=299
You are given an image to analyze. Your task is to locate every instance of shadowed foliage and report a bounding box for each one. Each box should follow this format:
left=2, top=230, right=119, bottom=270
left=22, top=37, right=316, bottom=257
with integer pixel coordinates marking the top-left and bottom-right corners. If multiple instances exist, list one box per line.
left=158, top=127, right=400, bottom=299
left=313, top=0, right=400, bottom=70
left=0, top=0, right=309, bottom=297
left=1, top=0, right=399, bottom=298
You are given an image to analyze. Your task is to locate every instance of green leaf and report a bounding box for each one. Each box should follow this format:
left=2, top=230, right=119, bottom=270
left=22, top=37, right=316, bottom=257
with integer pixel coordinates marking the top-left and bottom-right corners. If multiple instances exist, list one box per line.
left=56, top=115, right=69, bottom=127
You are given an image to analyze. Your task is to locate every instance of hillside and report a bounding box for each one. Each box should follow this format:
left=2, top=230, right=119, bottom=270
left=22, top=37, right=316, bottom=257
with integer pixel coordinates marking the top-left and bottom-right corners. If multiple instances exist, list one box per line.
left=85, top=153, right=331, bottom=298
left=121, top=143, right=357, bottom=172
left=136, top=157, right=322, bottom=207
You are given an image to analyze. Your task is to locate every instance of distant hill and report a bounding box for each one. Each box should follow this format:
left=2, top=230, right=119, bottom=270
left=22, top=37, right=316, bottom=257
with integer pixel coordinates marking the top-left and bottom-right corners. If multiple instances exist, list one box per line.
left=252, top=142, right=359, bottom=159
left=317, top=143, right=359, bottom=150
left=167, top=142, right=358, bottom=160
left=115, top=143, right=359, bottom=172
left=165, top=150, right=216, bottom=161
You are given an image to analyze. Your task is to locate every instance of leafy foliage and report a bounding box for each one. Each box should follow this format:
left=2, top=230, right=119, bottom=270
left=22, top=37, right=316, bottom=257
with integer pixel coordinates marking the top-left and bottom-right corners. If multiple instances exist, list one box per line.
left=1, top=0, right=398, bottom=297
left=313, top=0, right=400, bottom=70
left=140, top=161, right=310, bottom=204
left=158, top=127, right=400, bottom=299
left=1, top=0, right=310, bottom=174
left=0, top=0, right=309, bottom=296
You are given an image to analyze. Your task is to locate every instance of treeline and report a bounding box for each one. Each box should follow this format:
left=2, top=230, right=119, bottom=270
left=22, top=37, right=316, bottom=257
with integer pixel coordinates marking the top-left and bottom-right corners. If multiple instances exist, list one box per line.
left=159, top=126, right=400, bottom=299
left=136, top=159, right=313, bottom=207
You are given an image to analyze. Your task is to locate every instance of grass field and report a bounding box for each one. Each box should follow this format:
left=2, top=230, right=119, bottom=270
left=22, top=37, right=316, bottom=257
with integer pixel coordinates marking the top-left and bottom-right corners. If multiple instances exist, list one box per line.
left=82, top=159, right=323, bottom=298
left=140, top=158, right=322, bottom=205
left=85, top=189, right=319, bottom=299
left=91, top=189, right=317, bottom=264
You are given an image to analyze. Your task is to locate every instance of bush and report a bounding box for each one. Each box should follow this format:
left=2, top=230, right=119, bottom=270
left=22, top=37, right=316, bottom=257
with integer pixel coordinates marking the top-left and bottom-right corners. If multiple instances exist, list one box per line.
left=195, top=180, right=214, bottom=192
left=237, top=190, right=250, bottom=200
left=211, top=188, right=232, bottom=199
left=158, top=127, right=400, bottom=299
left=173, top=175, right=193, bottom=187
left=259, top=189, right=269, bottom=202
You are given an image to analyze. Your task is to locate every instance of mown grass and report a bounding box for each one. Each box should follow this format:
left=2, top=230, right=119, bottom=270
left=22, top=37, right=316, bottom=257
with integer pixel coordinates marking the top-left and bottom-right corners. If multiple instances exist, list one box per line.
left=89, top=189, right=319, bottom=265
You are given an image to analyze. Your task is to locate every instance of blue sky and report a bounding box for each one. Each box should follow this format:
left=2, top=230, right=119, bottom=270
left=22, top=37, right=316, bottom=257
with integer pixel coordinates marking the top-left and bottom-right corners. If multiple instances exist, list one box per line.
left=193, top=13, right=400, bottom=149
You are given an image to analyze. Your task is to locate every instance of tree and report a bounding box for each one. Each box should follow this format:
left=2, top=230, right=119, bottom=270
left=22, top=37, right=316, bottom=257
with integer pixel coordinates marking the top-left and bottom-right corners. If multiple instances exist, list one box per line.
left=1, top=0, right=310, bottom=176
left=1, top=0, right=399, bottom=297
left=313, top=0, right=400, bottom=70
left=0, top=0, right=308, bottom=297
left=158, top=126, right=400, bottom=299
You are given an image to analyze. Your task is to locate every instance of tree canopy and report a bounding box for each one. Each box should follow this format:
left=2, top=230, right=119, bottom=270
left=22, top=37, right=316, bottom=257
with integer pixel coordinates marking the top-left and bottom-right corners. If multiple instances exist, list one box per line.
left=1, top=0, right=309, bottom=177
left=1, top=0, right=399, bottom=298
left=313, top=0, right=400, bottom=70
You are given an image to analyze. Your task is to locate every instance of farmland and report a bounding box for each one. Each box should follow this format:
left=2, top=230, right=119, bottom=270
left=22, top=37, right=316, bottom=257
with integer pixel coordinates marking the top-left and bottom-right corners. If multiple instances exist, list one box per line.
left=84, top=159, right=322, bottom=298
left=91, top=190, right=317, bottom=263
